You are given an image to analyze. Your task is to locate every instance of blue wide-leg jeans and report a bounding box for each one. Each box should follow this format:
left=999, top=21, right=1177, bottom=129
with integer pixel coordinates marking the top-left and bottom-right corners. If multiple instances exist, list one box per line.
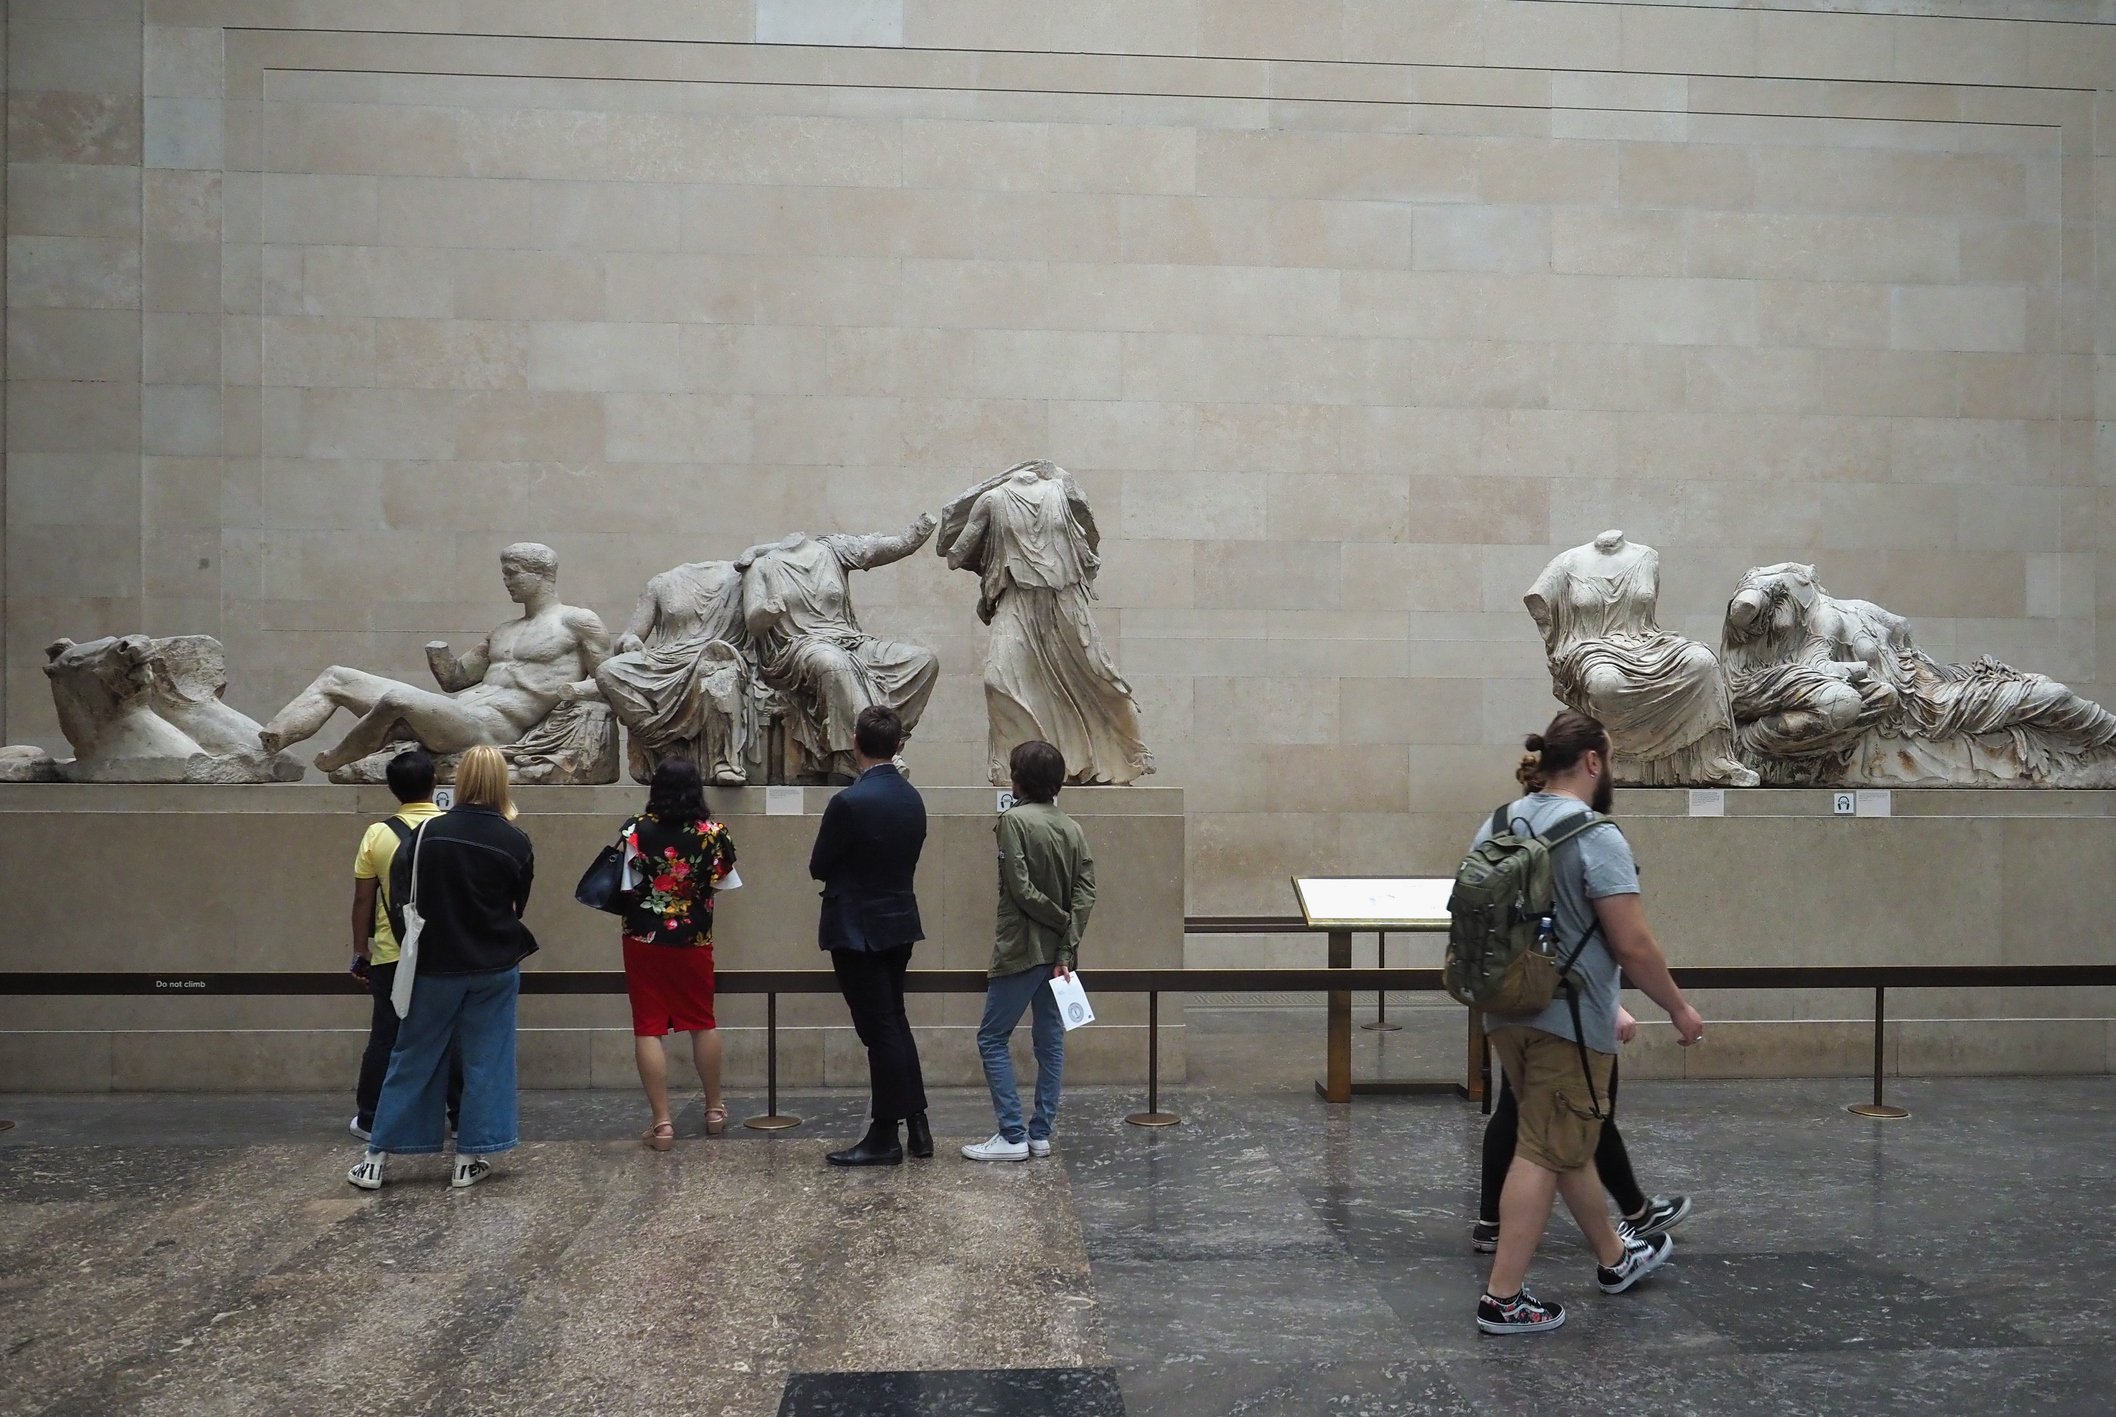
left=371, top=966, right=520, bottom=1156
left=977, top=964, right=1064, bottom=1144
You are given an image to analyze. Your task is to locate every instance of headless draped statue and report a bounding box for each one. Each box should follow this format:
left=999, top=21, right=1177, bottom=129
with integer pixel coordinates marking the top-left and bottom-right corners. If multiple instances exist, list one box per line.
left=1526, top=531, right=1758, bottom=787
left=1723, top=562, right=2116, bottom=787
left=595, top=560, right=755, bottom=785
left=938, top=460, right=1153, bottom=786
left=735, top=519, right=940, bottom=782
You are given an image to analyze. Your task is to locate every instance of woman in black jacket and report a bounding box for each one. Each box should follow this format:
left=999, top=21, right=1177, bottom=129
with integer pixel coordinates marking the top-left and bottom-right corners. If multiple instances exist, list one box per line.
left=350, top=745, right=536, bottom=1191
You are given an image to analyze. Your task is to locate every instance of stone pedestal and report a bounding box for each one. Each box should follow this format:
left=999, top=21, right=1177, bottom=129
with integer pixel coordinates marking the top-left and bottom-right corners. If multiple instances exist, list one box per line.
left=0, top=783, right=1184, bottom=1091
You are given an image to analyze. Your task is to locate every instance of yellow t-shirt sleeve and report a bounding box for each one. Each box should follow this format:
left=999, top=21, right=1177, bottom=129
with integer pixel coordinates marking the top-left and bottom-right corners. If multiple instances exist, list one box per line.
left=354, top=823, right=388, bottom=881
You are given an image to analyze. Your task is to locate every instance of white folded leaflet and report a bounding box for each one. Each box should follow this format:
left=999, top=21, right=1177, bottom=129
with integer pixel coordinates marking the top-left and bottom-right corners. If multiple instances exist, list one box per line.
left=1048, top=971, right=1095, bottom=1031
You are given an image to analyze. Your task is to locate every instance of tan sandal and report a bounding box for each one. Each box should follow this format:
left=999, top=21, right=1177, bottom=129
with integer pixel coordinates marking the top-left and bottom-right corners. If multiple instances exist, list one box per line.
left=643, top=1121, right=675, bottom=1151
left=703, top=1105, right=728, bottom=1137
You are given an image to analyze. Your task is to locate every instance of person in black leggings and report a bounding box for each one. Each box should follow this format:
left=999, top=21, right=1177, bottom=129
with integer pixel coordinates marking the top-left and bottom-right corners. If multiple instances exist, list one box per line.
left=1473, top=1009, right=1691, bottom=1251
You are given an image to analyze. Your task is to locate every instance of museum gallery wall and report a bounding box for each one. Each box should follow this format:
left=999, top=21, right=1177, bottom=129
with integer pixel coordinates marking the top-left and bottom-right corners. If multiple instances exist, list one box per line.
left=4, top=0, right=2115, bottom=919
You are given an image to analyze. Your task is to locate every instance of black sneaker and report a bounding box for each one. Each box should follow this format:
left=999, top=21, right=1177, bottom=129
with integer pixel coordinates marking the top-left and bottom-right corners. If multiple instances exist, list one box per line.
left=1477, top=1289, right=1566, bottom=1335
left=1471, top=1219, right=1500, bottom=1254
left=1596, top=1231, right=1673, bottom=1294
left=1626, top=1194, right=1692, bottom=1240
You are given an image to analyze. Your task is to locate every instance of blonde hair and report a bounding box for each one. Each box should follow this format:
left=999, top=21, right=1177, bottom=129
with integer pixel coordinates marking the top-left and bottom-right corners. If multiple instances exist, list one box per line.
left=453, top=744, right=516, bottom=820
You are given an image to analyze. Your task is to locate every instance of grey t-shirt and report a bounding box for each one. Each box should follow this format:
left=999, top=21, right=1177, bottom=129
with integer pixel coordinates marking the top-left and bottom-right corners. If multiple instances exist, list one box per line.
left=1467, top=792, right=1639, bottom=1055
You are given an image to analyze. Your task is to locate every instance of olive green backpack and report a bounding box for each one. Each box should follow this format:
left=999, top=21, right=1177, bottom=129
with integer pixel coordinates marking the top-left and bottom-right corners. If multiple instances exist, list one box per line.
left=1444, top=803, right=1613, bottom=1016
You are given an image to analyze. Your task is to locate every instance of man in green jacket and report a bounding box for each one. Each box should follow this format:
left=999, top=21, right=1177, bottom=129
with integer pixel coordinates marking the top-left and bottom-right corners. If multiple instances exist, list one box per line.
left=963, top=740, right=1096, bottom=1162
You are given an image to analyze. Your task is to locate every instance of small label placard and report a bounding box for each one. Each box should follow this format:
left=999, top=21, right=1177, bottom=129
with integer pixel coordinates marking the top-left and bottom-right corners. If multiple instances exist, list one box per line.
left=1688, top=789, right=1725, bottom=818
left=1832, top=792, right=1856, bottom=816
left=996, top=789, right=1017, bottom=814
left=765, top=786, right=803, bottom=817
left=432, top=787, right=454, bottom=810
left=1855, top=789, right=1893, bottom=818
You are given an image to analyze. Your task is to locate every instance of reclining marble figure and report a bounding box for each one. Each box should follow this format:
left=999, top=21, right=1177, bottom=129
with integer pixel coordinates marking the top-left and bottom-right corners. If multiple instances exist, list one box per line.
left=259, top=542, right=618, bottom=784
left=1526, top=531, right=1759, bottom=787
left=594, top=559, right=755, bottom=785
left=735, top=518, right=941, bottom=782
left=938, top=460, right=1154, bottom=786
left=1722, top=562, right=2116, bottom=787
left=43, top=634, right=303, bottom=783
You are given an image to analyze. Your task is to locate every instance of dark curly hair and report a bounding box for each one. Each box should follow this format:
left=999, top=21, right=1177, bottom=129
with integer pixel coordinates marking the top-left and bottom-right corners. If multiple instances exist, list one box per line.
left=644, top=756, right=706, bottom=822
left=1515, top=710, right=1610, bottom=792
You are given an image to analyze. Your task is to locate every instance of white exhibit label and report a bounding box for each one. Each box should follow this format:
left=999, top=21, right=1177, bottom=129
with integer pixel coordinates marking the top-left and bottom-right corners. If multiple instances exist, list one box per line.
left=1688, top=789, right=1725, bottom=817
left=1855, top=790, right=1893, bottom=818
left=1832, top=792, right=1856, bottom=815
left=1049, top=972, right=1095, bottom=1031
left=765, top=786, right=803, bottom=816
left=1292, top=877, right=1454, bottom=928
left=432, top=787, right=454, bottom=810
left=997, top=790, right=1017, bottom=814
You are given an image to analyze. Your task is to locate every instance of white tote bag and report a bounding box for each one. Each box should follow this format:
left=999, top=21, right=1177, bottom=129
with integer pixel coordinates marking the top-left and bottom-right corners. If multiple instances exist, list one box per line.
left=389, top=821, right=431, bottom=1020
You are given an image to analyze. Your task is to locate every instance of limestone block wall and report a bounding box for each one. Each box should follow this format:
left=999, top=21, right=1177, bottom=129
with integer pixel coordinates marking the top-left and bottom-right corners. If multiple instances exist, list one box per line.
left=2, top=2, right=2114, bottom=957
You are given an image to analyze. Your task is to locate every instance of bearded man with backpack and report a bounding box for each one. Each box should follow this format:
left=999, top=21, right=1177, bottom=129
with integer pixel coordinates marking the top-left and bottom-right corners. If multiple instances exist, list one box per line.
left=1446, top=710, right=1706, bottom=1335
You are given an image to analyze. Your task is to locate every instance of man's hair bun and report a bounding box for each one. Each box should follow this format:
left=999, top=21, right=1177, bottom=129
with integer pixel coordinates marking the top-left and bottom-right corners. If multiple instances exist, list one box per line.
left=1523, top=733, right=1546, bottom=754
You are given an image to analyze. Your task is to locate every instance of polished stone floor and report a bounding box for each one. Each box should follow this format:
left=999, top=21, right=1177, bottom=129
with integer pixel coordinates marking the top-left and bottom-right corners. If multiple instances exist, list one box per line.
left=3, top=1076, right=2110, bottom=1415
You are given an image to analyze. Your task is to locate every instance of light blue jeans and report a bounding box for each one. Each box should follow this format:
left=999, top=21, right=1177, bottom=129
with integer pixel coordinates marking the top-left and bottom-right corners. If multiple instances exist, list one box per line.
left=978, top=964, right=1064, bottom=1144
left=371, top=967, right=520, bottom=1156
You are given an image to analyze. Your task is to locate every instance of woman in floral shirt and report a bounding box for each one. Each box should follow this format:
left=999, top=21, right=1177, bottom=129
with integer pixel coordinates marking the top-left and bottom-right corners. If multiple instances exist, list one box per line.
left=620, top=757, right=738, bottom=1149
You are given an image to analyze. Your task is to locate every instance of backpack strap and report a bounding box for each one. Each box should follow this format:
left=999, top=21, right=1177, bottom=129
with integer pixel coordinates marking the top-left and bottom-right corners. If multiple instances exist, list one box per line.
left=382, top=817, right=413, bottom=845
left=1489, top=803, right=1510, bottom=837
left=1544, top=807, right=1616, bottom=1121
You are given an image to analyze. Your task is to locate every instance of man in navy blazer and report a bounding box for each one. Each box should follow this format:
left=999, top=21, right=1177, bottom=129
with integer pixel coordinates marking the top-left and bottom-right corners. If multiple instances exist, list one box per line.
left=812, top=704, right=932, bottom=1166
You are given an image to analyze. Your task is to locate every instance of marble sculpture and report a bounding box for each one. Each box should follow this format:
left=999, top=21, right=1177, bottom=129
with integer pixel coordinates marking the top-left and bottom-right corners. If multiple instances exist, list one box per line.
left=595, top=560, right=756, bottom=786
left=1722, top=562, right=2116, bottom=788
left=938, top=460, right=1154, bottom=786
left=734, top=519, right=941, bottom=782
left=259, top=542, right=619, bottom=784
left=42, top=634, right=303, bottom=783
left=1526, top=531, right=1759, bottom=787
left=0, top=745, right=58, bottom=782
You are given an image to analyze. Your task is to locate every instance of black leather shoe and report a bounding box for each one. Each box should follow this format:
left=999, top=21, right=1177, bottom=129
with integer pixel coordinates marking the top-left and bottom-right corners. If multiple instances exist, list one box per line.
left=826, top=1122, right=902, bottom=1168
left=905, top=1112, right=934, bottom=1159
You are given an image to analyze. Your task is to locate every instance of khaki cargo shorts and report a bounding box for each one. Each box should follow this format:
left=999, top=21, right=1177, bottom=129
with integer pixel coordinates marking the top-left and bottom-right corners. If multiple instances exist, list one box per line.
left=1489, top=1025, right=1615, bottom=1174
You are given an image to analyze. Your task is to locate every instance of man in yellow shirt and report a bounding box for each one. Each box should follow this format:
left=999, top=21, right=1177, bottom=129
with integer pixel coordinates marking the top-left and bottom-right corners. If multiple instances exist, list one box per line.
left=348, top=749, right=458, bottom=1138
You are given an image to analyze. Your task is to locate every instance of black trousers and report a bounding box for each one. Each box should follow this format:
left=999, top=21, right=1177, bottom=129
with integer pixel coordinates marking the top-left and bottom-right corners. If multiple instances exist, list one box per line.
left=1478, top=1057, right=1647, bottom=1222
left=356, top=960, right=463, bottom=1130
left=830, top=945, right=928, bottom=1124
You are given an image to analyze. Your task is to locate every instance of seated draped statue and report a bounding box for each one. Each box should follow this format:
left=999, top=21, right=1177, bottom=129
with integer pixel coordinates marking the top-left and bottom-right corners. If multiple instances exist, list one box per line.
left=594, top=560, right=755, bottom=786
left=42, top=633, right=302, bottom=783
left=937, top=460, right=1154, bottom=786
left=259, top=542, right=618, bottom=784
left=1723, top=562, right=2116, bottom=787
left=735, top=518, right=940, bottom=783
left=1526, top=530, right=1758, bottom=787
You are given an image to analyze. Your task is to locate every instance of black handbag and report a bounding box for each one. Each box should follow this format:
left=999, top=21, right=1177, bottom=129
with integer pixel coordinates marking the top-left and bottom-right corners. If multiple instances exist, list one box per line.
left=574, top=841, right=632, bottom=916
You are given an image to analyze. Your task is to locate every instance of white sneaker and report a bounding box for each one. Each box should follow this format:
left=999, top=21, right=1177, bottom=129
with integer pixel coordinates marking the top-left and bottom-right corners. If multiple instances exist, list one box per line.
left=1028, top=1138, right=1052, bottom=1158
left=347, top=1151, right=385, bottom=1190
left=451, top=1157, right=494, bottom=1189
left=961, top=1134, right=1029, bottom=1163
left=348, top=1118, right=372, bottom=1141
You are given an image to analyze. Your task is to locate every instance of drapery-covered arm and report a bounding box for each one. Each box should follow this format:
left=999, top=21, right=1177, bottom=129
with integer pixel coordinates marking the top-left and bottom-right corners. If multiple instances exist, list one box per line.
left=831, top=512, right=939, bottom=572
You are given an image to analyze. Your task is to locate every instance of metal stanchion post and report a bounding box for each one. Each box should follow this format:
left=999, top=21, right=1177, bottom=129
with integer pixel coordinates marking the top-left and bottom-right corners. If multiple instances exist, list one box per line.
left=1848, top=984, right=1909, bottom=1120
left=1126, top=990, right=1180, bottom=1128
left=1361, top=931, right=1401, bottom=1033
left=743, top=991, right=801, bottom=1131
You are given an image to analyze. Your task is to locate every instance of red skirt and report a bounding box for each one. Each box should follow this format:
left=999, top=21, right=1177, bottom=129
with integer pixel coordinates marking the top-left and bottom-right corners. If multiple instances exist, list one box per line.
left=623, top=936, right=716, bottom=1036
